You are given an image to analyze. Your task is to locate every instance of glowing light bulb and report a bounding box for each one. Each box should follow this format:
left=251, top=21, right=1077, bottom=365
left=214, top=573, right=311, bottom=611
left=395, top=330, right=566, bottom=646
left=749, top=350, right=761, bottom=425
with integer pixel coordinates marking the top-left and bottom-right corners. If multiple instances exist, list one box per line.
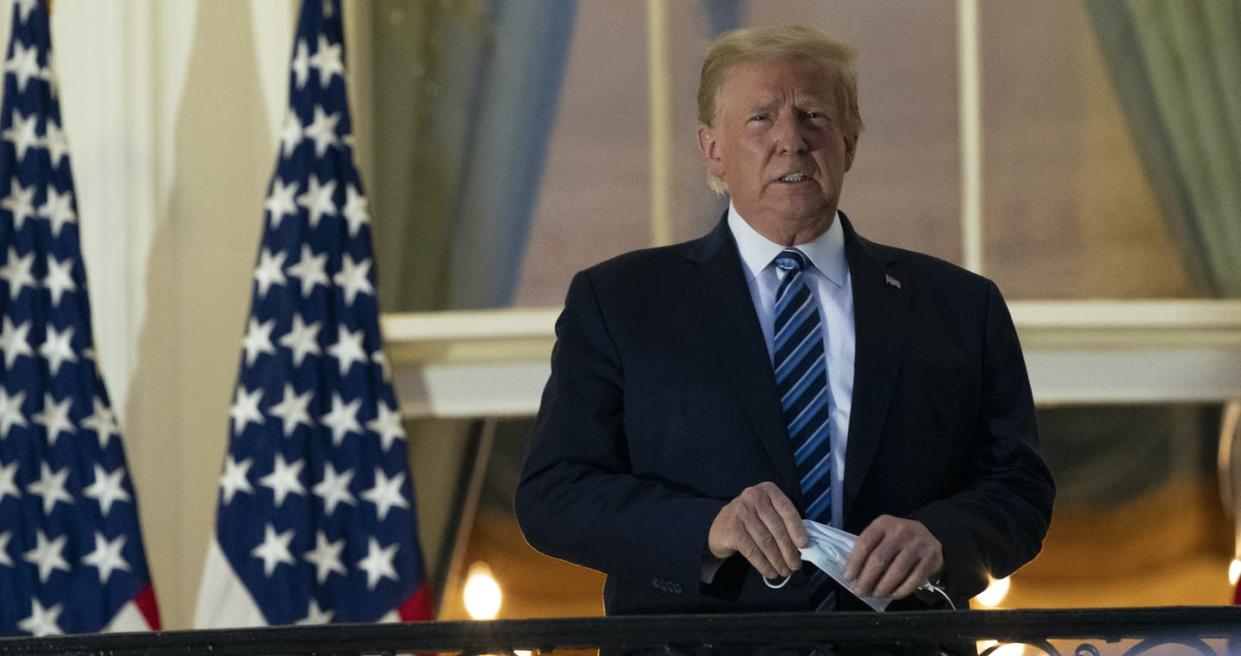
left=1229, top=559, right=1241, bottom=586
left=974, top=576, right=1010, bottom=608
left=992, top=643, right=1026, bottom=656
left=463, top=561, right=502, bottom=620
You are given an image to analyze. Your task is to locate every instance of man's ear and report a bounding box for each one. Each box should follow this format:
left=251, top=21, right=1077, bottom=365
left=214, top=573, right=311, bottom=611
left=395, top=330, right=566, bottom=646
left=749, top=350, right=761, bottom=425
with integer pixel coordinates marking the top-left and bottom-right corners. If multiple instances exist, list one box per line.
left=844, top=133, right=858, bottom=172
left=697, top=124, right=725, bottom=179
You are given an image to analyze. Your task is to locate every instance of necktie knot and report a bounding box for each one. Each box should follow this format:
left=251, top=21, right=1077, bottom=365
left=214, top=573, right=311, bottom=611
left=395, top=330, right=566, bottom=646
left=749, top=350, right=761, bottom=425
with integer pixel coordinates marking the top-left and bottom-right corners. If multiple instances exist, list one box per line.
left=774, top=248, right=809, bottom=273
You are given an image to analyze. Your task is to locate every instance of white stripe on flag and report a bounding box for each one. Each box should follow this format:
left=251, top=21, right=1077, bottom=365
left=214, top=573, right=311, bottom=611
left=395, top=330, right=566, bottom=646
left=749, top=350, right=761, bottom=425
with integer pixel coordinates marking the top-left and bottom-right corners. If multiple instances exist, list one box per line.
left=194, top=541, right=266, bottom=628
left=103, top=600, right=155, bottom=633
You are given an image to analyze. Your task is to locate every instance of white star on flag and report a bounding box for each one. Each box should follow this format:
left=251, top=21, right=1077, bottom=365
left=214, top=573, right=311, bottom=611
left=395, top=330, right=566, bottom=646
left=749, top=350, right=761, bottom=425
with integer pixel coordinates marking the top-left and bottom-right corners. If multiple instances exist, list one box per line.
left=23, top=529, right=70, bottom=583
left=309, top=35, right=344, bottom=87
left=36, top=188, right=76, bottom=236
left=287, top=244, right=329, bottom=296
left=254, top=248, right=288, bottom=298
left=279, top=314, right=321, bottom=366
left=268, top=383, right=314, bottom=437
left=82, top=532, right=130, bottom=584
left=251, top=524, right=295, bottom=577
left=4, top=42, right=39, bottom=92
left=39, top=325, right=76, bottom=375
left=0, top=460, right=19, bottom=503
left=17, top=599, right=63, bottom=638
left=298, top=600, right=334, bottom=625
left=219, top=455, right=255, bottom=505
left=265, top=178, right=299, bottom=228
left=290, top=40, right=311, bottom=90
left=43, top=256, right=75, bottom=306
left=303, top=531, right=347, bottom=584
left=312, top=462, right=355, bottom=515
left=361, top=468, right=409, bottom=521
left=0, top=530, right=12, bottom=567
left=33, top=393, right=74, bottom=445
left=279, top=113, right=304, bottom=160
left=229, top=386, right=265, bottom=435
left=296, top=174, right=336, bottom=228
left=81, top=397, right=121, bottom=448
left=342, top=184, right=369, bottom=236
left=327, top=324, right=366, bottom=374
left=367, top=400, right=406, bottom=452
left=258, top=453, right=306, bottom=508
left=2, top=110, right=39, bottom=161
left=0, top=388, right=27, bottom=437
left=0, top=247, right=35, bottom=299
left=83, top=464, right=131, bottom=517
left=26, top=462, right=72, bottom=515
left=320, top=392, right=361, bottom=446
left=357, top=537, right=399, bottom=590
left=1, top=180, right=35, bottom=229
left=44, top=118, right=68, bottom=167
left=242, top=318, right=277, bottom=367
left=303, top=105, right=340, bottom=158
left=333, top=254, right=374, bottom=305
left=0, top=317, right=31, bottom=367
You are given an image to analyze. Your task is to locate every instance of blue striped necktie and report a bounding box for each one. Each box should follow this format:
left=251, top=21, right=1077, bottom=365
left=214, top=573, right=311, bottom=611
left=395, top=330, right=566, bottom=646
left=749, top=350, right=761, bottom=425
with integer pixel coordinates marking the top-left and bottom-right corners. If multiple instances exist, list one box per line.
left=772, top=248, right=835, bottom=611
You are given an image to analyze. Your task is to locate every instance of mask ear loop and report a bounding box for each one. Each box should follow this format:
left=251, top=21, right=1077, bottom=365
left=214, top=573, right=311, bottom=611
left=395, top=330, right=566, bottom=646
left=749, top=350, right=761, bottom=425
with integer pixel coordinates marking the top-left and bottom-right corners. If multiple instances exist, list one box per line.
left=763, top=574, right=792, bottom=589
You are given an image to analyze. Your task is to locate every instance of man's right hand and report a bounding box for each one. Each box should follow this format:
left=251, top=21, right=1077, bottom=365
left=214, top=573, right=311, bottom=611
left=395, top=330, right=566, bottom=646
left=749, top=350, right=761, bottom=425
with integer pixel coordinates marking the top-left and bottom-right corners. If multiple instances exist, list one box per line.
left=706, top=481, right=808, bottom=579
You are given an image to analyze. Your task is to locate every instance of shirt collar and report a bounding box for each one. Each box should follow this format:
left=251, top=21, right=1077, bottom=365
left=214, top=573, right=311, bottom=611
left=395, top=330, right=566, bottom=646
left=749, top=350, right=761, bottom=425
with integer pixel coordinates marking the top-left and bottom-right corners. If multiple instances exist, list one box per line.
left=727, top=202, right=848, bottom=288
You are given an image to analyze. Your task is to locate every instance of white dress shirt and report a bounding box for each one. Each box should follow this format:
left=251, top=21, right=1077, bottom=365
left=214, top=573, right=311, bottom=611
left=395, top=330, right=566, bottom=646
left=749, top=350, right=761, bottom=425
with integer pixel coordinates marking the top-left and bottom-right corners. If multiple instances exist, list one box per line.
left=728, top=203, right=855, bottom=528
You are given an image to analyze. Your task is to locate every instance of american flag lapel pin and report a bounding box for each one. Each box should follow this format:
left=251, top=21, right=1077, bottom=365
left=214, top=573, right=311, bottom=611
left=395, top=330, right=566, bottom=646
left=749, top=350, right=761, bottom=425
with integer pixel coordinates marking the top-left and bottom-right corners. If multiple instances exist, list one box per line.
left=885, top=274, right=902, bottom=290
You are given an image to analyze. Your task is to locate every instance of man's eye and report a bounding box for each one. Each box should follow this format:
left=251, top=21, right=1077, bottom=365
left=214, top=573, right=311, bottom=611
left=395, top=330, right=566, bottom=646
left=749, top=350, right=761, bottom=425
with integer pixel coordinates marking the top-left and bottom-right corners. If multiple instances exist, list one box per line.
left=748, top=114, right=769, bottom=122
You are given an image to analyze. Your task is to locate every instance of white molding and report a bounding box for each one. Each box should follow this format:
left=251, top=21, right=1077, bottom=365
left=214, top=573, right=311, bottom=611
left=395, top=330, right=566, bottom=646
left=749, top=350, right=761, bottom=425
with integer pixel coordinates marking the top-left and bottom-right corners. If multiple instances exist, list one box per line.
left=384, top=301, right=1241, bottom=418
left=956, top=0, right=983, bottom=274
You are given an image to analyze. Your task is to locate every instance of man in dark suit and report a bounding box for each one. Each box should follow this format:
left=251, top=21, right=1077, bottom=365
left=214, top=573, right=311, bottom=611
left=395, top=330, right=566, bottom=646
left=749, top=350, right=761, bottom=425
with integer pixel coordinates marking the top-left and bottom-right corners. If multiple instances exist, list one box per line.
left=515, top=25, right=1054, bottom=614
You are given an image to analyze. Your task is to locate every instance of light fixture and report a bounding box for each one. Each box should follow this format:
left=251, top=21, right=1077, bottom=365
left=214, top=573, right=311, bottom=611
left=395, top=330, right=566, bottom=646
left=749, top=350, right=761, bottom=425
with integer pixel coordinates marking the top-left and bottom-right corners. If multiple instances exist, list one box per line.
left=974, top=576, right=1010, bottom=608
left=1229, top=559, right=1241, bottom=586
left=463, top=561, right=502, bottom=620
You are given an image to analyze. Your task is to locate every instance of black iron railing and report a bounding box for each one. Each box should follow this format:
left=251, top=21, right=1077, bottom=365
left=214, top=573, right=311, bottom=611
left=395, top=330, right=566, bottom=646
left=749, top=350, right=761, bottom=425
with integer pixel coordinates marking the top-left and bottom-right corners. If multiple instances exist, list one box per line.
left=2, top=607, right=1240, bottom=655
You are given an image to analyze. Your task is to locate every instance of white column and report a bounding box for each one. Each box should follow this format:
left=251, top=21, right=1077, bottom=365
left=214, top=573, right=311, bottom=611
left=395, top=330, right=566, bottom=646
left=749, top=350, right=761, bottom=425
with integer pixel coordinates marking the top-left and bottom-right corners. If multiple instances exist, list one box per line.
left=956, top=0, right=984, bottom=274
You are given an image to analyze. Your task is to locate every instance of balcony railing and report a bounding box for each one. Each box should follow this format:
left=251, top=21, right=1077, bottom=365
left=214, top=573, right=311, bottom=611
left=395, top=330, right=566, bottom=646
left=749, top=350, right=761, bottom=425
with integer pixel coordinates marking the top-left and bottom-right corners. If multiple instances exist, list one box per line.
left=3, top=608, right=1241, bottom=656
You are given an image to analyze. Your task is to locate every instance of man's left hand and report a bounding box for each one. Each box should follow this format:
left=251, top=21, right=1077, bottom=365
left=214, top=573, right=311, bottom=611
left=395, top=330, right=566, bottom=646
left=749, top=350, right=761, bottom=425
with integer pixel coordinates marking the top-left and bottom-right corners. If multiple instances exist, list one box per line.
left=843, top=515, right=942, bottom=599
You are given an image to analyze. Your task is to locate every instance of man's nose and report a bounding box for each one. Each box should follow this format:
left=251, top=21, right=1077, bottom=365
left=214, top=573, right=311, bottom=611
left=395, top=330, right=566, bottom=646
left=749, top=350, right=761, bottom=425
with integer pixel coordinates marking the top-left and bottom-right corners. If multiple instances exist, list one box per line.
left=774, top=116, right=810, bottom=154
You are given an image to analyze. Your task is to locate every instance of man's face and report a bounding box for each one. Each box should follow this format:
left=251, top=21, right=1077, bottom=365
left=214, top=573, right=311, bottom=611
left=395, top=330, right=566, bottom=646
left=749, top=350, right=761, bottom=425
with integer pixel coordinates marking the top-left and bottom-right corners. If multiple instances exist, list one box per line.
left=698, top=56, right=856, bottom=240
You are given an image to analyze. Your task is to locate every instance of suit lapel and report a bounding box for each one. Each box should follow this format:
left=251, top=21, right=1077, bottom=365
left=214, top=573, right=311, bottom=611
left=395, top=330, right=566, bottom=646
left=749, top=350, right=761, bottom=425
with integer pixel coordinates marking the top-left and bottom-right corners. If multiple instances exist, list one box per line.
left=679, top=218, right=801, bottom=497
left=840, top=214, right=910, bottom=522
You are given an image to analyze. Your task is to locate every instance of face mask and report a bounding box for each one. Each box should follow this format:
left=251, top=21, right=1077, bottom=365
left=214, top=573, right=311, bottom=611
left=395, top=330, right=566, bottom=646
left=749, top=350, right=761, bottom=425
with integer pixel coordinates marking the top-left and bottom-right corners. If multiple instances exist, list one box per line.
left=765, top=519, right=953, bottom=612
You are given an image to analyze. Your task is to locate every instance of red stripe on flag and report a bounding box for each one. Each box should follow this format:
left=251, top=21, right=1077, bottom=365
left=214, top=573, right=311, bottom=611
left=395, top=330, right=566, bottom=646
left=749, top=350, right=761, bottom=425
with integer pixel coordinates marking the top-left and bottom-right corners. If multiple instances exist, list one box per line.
left=135, top=584, right=162, bottom=629
left=398, top=583, right=434, bottom=621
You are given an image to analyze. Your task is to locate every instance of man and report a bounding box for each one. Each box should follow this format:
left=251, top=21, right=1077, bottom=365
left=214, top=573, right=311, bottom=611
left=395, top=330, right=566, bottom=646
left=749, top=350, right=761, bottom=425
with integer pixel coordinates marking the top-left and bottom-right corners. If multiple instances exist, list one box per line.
left=515, top=25, right=1054, bottom=614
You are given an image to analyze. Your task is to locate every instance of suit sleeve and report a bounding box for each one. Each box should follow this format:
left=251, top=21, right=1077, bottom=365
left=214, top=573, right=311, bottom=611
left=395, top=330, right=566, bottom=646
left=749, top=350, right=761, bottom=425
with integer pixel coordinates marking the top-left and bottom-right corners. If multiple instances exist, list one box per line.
left=908, top=279, right=1055, bottom=602
left=515, top=271, right=728, bottom=602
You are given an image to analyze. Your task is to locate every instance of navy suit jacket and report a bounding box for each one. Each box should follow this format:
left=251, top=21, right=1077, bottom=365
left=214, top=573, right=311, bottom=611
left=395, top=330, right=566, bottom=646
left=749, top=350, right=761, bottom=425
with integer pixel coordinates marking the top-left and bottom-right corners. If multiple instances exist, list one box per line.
left=515, top=213, right=1054, bottom=613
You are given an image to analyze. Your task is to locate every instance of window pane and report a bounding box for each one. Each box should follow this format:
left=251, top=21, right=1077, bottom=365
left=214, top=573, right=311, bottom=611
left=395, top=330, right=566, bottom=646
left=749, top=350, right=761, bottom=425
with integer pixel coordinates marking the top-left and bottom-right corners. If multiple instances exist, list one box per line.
left=981, top=1, right=1196, bottom=299
left=515, top=1, right=961, bottom=306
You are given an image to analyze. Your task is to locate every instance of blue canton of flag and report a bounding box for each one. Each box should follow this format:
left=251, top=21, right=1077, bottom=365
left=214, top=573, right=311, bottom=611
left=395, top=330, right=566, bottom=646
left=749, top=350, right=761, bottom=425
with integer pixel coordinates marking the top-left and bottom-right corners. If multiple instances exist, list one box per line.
left=0, top=0, right=160, bottom=637
left=195, top=0, right=431, bottom=626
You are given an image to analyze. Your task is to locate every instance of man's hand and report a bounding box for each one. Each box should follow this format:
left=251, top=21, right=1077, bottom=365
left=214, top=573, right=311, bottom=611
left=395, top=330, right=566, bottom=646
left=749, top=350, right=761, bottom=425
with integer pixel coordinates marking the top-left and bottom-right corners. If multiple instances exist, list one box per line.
left=844, top=515, right=942, bottom=599
left=707, top=482, right=808, bottom=579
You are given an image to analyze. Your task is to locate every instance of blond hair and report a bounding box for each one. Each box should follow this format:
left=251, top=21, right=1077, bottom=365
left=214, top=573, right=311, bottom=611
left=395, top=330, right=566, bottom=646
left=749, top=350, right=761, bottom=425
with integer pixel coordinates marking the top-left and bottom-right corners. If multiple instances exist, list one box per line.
left=698, top=26, right=864, bottom=193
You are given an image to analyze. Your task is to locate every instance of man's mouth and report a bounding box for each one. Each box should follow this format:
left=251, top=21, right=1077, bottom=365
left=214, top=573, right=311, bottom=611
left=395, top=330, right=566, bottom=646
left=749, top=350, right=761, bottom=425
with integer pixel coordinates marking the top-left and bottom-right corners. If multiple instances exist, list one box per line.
left=777, top=173, right=812, bottom=183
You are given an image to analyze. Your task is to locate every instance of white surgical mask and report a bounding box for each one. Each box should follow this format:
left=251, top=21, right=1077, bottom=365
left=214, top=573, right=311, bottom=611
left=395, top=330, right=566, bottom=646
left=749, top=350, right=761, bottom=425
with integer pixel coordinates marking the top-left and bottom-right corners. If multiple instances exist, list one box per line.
left=765, top=519, right=953, bottom=612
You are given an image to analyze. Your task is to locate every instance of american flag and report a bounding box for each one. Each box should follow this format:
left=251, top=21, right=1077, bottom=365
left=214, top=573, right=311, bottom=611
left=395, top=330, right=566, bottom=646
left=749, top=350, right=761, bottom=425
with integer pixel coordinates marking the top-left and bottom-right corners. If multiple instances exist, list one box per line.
left=194, top=0, right=432, bottom=626
left=0, top=0, right=160, bottom=637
